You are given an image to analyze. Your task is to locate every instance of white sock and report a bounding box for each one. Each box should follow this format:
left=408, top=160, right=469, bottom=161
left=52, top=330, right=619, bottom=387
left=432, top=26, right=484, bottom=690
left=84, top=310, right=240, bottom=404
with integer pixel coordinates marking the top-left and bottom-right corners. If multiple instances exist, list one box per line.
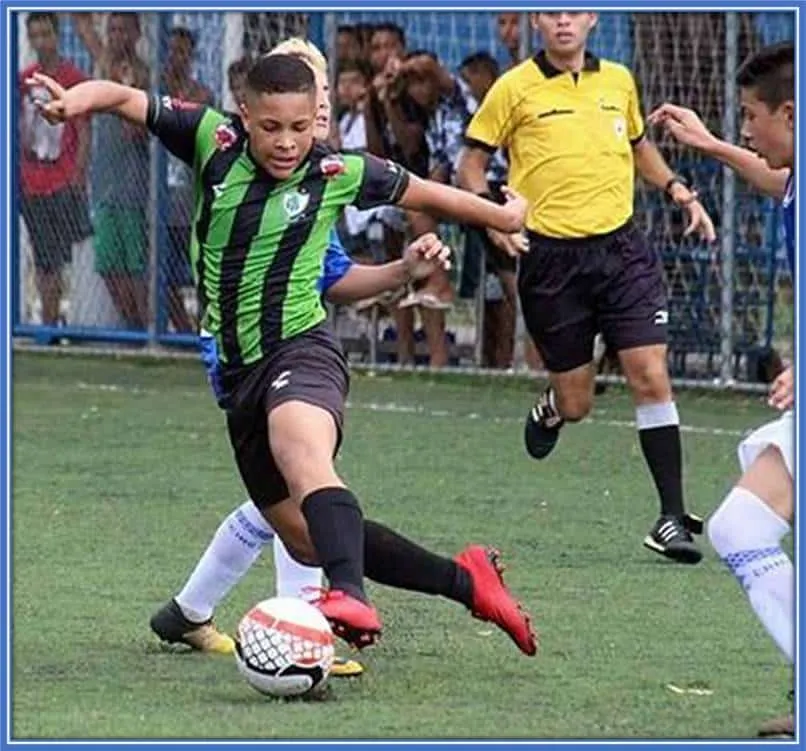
left=707, top=487, right=794, bottom=662
left=273, top=535, right=323, bottom=601
left=176, top=500, right=274, bottom=622
left=635, top=401, right=679, bottom=430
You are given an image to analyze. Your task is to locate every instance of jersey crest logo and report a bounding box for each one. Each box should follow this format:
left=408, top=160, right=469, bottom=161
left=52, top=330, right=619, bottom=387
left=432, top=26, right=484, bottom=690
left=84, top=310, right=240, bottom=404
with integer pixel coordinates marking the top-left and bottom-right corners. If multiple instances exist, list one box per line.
left=283, top=190, right=310, bottom=221
left=320, top=155, right=346, bottom=178
left=214, top=122, right=238, bottom=151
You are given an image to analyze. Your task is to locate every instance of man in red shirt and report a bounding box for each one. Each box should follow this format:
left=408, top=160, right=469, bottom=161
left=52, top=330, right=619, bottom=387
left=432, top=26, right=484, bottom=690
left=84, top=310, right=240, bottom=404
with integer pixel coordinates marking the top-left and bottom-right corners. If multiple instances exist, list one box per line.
left=20, top=12, right=91, bottom=327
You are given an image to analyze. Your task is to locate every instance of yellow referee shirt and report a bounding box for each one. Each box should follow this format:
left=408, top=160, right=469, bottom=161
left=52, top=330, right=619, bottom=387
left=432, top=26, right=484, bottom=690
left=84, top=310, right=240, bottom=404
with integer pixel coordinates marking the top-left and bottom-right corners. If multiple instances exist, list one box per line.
left=465, top=51, right=645, bottom=238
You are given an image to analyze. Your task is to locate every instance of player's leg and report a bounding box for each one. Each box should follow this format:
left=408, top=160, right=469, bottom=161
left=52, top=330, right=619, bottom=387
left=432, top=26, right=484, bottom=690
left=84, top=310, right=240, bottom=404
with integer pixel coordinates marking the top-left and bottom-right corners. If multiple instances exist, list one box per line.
left=246, top=337, right=536, bottom=654
left=23, top=194, right=64, bottom=327
left=150, top=498, right=274, bottom=654
left=263, top=446, right=537, bottom=656
left=707, top=414, right=794, bottom=737
left=708, top=418, right=794, bottom=659
left=519, top=238, right=598, bottom=458
left=120, top=209, right=149, bottom=330
left=598, top=224, right=701, bottom=563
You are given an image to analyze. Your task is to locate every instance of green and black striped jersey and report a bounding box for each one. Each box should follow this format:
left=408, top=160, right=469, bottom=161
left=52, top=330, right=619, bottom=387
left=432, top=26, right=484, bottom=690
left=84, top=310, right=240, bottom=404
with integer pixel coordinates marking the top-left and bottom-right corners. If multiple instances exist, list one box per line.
left=146, top=95, right=410, bottom=367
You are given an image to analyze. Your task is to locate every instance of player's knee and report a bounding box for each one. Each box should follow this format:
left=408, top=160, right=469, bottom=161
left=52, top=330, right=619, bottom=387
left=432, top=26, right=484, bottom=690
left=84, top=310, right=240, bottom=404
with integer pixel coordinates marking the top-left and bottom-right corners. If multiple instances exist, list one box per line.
left=556, top=390, right=593, bottom=422
left=626, top=359, right=671, bottom=402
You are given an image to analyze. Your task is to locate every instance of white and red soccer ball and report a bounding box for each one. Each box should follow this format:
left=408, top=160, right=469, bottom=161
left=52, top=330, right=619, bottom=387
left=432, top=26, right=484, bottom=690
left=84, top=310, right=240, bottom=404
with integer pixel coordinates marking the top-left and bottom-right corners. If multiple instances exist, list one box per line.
left=234, top=597, right=335, bottom=698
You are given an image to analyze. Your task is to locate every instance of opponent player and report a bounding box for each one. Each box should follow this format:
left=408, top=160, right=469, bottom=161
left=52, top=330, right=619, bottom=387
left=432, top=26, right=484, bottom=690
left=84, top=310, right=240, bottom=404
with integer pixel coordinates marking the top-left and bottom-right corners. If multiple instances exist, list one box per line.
left=458, top=11, right=715, bottom=563
left=649, top=41, right=795, bottom=737
left=29, top=53, right=537, bottom=656
left=149, top=41, right=449, bottom=679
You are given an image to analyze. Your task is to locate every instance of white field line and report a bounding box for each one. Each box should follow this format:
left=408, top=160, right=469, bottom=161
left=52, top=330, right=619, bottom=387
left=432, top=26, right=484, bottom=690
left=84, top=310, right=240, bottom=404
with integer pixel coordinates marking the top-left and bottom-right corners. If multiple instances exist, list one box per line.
left=68, top=381, right=747, bottom=439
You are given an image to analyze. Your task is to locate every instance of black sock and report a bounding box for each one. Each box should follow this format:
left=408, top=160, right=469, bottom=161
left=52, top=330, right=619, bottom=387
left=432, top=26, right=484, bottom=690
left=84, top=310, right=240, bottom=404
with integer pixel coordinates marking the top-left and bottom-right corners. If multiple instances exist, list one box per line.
left=363, top=520, right=473, bottom=609
left=301, top=487, right=366, bottom=602
left=638, top=423, right=685, bottom=518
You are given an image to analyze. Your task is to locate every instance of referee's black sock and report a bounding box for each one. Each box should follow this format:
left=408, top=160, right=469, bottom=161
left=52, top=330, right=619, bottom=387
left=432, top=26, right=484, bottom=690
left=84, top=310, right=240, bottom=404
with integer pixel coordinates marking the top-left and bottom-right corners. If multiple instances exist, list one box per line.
left=636, top=402, right=685, bottom=518
left=301, top=487, right=367, bottom=602
left=362, top=520, right=474, bottom=609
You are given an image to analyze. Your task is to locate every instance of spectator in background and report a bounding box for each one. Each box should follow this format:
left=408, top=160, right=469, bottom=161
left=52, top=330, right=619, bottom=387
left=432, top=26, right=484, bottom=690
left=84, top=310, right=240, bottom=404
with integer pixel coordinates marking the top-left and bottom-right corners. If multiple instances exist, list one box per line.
left=335, top=24, right=362, bottom=66
left=365, top=23, right=427, bottom=175
left=336, top=59, right=376, bottom=261
left=161, top=26, right=214, bottom=333
left=19, top=12, right=92, bottom=328
left=227, top=56, right=251, bottom=109
left=354, top=22, right=376, bottom=61
left=497, top=12, right=523, bottom=68
left=363, top=23, right=429, bottom=365
left=73, top=11, right=150, bottom=330
left=397, top=50, right=477, bottom=367
left=458, top=52, right=516, bottom=369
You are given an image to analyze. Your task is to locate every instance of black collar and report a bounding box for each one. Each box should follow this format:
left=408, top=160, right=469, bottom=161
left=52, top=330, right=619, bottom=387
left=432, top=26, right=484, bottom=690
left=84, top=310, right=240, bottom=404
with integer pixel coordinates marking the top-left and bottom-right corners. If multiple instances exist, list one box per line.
left=533, top=49, right=601, bottom=78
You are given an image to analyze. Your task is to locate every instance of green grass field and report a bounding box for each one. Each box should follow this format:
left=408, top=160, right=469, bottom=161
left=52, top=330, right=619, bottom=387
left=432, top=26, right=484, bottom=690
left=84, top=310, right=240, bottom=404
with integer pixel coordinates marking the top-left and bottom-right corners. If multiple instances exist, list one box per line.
left=11, top=352, right=792, bottom=739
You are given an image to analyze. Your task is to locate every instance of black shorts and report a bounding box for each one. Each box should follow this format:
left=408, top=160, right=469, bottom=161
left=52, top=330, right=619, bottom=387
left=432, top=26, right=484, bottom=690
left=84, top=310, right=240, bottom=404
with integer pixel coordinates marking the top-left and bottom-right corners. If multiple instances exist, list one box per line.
left=222, top=325, right=350, bottom=509
left=21, top=187, right=92, bottom=272
left=518, top=220, right=668, bottom=373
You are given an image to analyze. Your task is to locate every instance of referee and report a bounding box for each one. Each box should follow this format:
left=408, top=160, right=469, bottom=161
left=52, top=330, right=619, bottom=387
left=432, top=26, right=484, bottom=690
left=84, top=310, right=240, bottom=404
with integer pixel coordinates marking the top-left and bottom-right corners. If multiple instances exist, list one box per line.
left=458, top=12, right=716, bottom=563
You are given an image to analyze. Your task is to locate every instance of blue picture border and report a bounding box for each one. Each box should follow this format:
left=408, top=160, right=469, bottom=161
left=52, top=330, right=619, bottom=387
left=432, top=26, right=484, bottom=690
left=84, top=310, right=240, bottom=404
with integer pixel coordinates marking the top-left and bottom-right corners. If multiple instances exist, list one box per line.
left=0, top=2, right=802, bottom=749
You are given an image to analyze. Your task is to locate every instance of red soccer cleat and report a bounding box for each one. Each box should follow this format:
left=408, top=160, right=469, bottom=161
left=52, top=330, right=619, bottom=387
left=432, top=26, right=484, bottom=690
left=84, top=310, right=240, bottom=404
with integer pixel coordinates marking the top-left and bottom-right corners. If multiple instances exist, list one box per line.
left=311, top=589, right=382, bottom=650
left=455, top=545, right=538, bottom=656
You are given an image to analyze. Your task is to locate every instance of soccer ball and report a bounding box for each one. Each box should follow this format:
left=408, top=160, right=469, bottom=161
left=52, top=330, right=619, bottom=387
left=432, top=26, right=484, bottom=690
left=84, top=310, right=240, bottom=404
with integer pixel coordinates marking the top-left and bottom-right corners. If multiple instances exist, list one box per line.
left=234, top=597, right=335, bottom=698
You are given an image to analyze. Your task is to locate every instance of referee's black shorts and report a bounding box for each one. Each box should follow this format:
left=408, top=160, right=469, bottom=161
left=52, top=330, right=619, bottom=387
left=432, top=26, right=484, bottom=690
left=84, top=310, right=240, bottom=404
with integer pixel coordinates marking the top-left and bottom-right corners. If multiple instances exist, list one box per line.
left=518, top=219, right=668, bottom=374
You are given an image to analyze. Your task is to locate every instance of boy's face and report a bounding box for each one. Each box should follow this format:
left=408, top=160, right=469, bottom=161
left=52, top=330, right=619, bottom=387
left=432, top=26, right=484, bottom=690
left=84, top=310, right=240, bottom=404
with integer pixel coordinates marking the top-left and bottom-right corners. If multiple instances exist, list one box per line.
left=241, top=90, right=317, bottom=180
left=28, top=18, right=58, bottom=60
left=337, top=30, right=361, bottom=63
left=740, top=86, right=794, bottom=170
left=311, top=65, right=332, bottom=139
left=370, top=30, right=404, bottom=73
left=497, top=13, right=521, bottom=54
left=108, top=14, right=139, bottom=56
left=337, top=70, right=368, bottom=109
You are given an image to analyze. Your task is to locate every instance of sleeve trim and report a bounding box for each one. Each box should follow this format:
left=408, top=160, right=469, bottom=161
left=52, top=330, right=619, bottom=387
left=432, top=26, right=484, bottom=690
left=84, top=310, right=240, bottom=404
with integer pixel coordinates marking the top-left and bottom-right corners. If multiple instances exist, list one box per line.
left=463, top=137, right=497, bottom=154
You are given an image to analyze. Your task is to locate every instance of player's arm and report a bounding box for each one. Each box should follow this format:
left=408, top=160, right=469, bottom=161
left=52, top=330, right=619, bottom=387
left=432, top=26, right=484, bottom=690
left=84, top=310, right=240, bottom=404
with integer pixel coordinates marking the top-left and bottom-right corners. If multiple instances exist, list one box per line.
left=647, top=102, right=789, bottom=200
left=624, top=73, right=716, bottom=243
left=26, top=72, right=149, bottom=126
left=400, top=176, right=524, bottom=233
left=325, top=233, right=451, bottom=304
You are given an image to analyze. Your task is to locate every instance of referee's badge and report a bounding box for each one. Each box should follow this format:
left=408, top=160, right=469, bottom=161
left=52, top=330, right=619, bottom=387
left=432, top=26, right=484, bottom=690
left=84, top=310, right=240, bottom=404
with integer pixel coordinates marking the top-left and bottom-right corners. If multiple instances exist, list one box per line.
left=613, top=116, right=626, bottom=139
left=283, top=189, right=310, bottom=221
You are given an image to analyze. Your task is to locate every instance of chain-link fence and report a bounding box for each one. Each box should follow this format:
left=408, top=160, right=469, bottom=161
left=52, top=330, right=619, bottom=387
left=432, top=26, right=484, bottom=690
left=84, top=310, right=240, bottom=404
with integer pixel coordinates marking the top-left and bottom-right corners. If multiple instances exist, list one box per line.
left=12, top=11, right=795, bottom=386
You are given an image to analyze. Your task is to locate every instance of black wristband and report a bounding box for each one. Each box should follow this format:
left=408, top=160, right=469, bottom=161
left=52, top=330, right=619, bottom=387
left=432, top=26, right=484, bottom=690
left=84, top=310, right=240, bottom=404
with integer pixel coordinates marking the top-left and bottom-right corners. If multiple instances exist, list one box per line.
left=477, top=191, right=495, bottom=202
left=664, top=175, right=689, bottom=195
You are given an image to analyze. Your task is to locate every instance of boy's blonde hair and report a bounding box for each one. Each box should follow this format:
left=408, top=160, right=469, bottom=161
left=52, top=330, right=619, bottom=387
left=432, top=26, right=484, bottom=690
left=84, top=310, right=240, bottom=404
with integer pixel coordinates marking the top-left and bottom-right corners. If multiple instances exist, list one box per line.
left=267, top=37, right=328, bottom=75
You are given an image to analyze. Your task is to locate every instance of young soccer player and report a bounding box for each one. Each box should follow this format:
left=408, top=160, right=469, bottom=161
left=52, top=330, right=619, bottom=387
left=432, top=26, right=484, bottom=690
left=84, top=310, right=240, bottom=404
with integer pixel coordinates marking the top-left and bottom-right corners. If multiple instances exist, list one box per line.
left=150, top=41, right=448, bottom=679
left=29, top=53, right=537, bottom=657
left=649, top=41, right=795, bottom=737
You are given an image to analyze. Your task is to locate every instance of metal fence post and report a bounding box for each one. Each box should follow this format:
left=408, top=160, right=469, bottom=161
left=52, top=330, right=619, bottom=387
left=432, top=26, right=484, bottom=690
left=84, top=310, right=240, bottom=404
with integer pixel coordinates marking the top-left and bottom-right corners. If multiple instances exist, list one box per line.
left=510, top=12, right=533, bottom=372
left=10, top=11, right=21, bottom=331
left=147, top=13, right=171, bottom=348
left=719, top=12, right=739, bottom=385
